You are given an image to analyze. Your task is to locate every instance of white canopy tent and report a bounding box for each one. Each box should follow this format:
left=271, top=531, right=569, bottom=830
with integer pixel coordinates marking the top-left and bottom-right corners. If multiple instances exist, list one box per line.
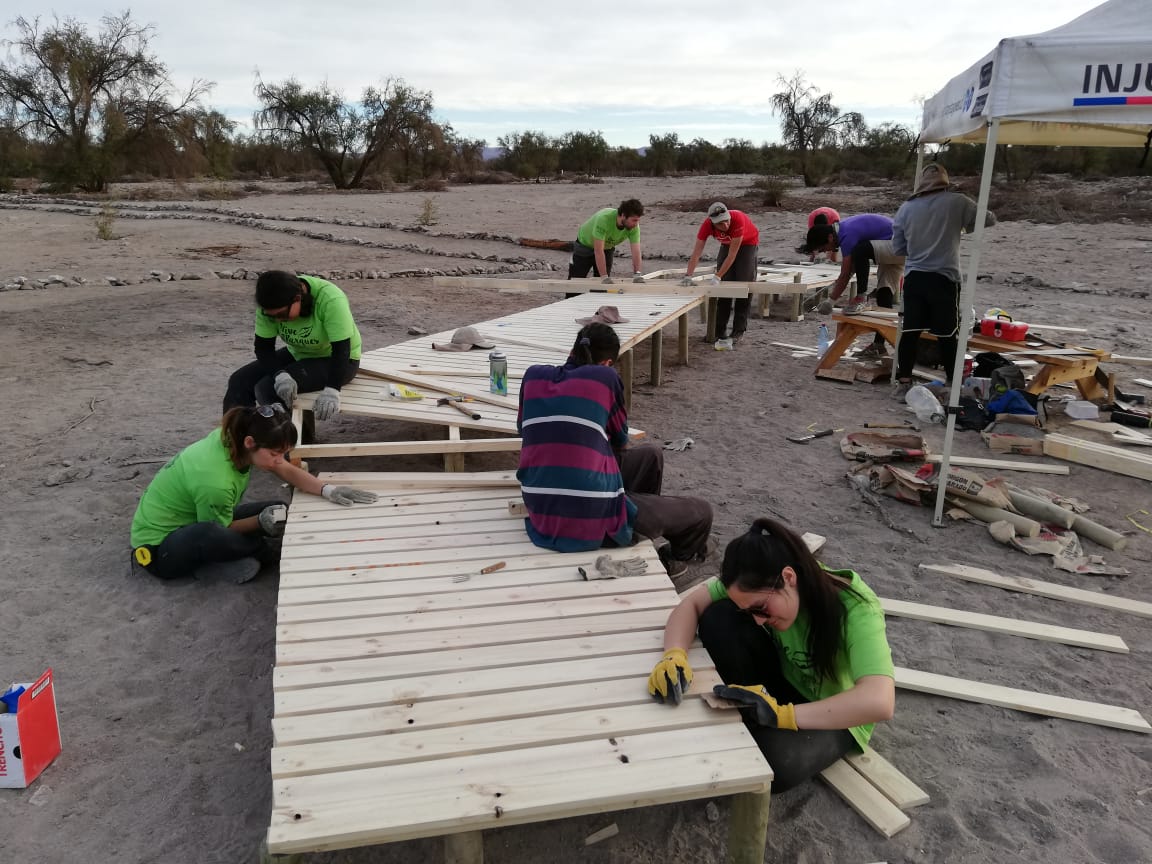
left=916, top=0, right=1152, bottom=524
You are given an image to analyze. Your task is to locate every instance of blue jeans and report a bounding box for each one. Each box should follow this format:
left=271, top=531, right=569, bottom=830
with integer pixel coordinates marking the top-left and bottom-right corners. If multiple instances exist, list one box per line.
left=134, top=500, right=283, bottom=579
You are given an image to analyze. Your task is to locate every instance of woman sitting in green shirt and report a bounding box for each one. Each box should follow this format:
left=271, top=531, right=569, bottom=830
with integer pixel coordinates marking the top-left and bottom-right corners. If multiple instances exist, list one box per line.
left=647, top=517, right=895, bottom=791
left=130, top=405, right=376, bottom=584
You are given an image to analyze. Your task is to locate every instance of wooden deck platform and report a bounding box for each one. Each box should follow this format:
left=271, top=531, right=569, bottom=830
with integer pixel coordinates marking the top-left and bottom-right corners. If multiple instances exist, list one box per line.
left=265, top=478, right=773, bottom=862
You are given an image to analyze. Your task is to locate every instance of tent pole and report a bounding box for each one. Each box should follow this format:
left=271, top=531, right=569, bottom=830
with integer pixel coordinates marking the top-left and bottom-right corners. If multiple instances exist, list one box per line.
left=914, top=144, right=925, bottom=190
left=931, top=118, right=1001, bottom=527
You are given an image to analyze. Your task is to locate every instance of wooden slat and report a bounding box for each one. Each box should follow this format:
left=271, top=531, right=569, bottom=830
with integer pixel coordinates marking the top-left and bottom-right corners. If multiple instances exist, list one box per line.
left=271, top=700, right=736, bottom=778
left=820, top=759, right=911, bottom=838
left=924, top=454, right=1069, bottom=475
left=919, top=563, right=1152, bottom=619
left=894, top=667, right=1151, bottom=733
left=291, top=438, right=521, bottom=459
left=879, top=597, right=1128, bottom=653
left=1043, top=433, right=1152, bottom=480
left=315, top=470, right=520, bottom=488
left=844, top=750, right=929, bottom=810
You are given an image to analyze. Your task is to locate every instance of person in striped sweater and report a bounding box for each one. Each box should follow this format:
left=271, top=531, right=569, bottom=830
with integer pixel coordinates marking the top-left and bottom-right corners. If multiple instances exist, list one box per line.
left=516, top=323, right=713, bottom=576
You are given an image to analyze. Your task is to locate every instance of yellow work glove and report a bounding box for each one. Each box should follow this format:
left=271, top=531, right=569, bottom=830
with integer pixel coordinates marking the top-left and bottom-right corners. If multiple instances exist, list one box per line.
left=712, top=684, right=798, bottom=730
left=648, top=648, right=693, bottom=705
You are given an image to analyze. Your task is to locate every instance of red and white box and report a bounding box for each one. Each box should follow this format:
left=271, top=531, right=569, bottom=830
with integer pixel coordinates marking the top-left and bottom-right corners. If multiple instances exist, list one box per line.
left=0, top=669, right=62, bottom=788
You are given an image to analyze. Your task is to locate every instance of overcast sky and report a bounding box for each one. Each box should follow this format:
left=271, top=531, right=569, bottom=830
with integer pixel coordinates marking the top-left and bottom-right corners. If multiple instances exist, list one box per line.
left=3, top=1, right=1105, bottom=146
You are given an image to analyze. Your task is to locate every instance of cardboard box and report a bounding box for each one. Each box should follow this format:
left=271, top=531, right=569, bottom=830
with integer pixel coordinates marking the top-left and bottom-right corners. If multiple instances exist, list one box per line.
left=982, top=431, right=1046, bottom=456
left=0, top=669, right=62, bottom=788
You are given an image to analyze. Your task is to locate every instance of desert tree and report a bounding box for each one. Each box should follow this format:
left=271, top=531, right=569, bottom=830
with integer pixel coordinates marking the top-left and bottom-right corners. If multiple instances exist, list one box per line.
left=253, top=76, right=438, bottom=188
left=644, top=132, right=680, bottom=176
left=496, top=130, right=559, bottom=180
left=770, top=72, right=863, bottom=186
left=453, top=135, right=487, bottom=178
left=558, top=130, right=609, bottom=175
left=0, top=12, right=210, bottom=191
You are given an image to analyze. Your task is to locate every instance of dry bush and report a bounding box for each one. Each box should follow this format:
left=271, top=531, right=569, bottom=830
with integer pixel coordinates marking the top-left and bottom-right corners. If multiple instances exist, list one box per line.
left=570, top=176, right=604, bottom=184
left=94, top=203, right=117, bottom=240
left=450, top=170, right=518, bottom=185
left=417, top=197, right=439, bottom=226
left=751, top=176, right=788, bottom=207
left=409, top=178, right=447, bottom=192
left=359, top=174, right=397, bottom=191
left=988, top=180, right=1152, bottom=223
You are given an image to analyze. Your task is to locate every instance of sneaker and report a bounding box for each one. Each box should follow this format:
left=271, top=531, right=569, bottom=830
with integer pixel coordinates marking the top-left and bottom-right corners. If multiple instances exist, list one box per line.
left=193, top=557, right=262, bottom=584
left=657, top=544, right=690, bottom=578
left=857, top=343, right=887, bottom=361
left=731, top=332, right=746, bottom=344
left=713, top=338, right=734, bottom=351
left=891, top=380, right=913, bottom=401
left=843, top=297, right=868, bottom=316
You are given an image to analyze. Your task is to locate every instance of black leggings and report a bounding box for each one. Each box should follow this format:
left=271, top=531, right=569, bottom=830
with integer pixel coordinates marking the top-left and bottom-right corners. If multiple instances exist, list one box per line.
left=134, top=500, right=283, bottom=579
left=698, top=600, right=857, bottom=792
left=223, top=348, right=359, bottom=414
left=896, top=271, right=961, bottom=382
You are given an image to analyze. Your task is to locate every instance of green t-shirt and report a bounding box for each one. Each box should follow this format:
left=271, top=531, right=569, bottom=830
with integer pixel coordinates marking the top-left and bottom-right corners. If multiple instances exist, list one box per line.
left=576, top=208, right=640, bottom=250
left=706, top=568, right=894, bottom=750
left=130, top=429, right=252, bottom=547
left=254, top=275, right=363, bottom=361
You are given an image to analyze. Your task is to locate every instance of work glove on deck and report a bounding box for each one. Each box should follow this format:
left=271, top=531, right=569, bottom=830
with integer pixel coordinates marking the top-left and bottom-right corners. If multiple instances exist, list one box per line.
left=579, top=554, right=648, bottom=580
left=258, top=505, right=287, bottom=538
left=601, top=276, right=615, bottom=285
left=273, top=371, right=298, bottom=407
left=632, top=273, right=646, bottom=284
left=648, top=648, right=693, bottom=705
left=712, top=684, right=798, bottom=730
left=321, top=485, right=379, bottom=506
left=313, top=386, right=341, bottom=421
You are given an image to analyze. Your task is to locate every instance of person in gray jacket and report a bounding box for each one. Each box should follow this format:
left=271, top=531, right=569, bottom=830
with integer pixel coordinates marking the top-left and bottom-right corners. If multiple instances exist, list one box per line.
left=890, top=164, right=996, bottom=399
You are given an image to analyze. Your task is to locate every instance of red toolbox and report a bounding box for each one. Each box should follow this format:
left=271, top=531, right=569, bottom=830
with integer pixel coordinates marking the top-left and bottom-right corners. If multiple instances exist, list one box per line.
left=980, top=315, right=1029, bottom=341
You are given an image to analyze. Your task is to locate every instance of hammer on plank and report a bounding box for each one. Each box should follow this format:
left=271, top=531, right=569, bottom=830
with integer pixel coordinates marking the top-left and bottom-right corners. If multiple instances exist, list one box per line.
left=437, top=395, right=481, bottom=420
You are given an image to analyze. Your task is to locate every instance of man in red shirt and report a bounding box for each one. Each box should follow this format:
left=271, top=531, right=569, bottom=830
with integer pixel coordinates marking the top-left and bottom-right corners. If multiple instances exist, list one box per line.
left=680, top=202, right=761, bottom=348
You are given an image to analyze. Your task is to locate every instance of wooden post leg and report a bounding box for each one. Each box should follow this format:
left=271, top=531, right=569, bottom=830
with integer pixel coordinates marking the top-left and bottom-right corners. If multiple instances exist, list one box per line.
left=705, top=297, right=719, bottom=342
left=445, top=426, right=465, bottom=472
left=445, top=830, right=484, bottom=864
left=619, top=348, right=634, bottom=411
left=815, top=322, right=865, bottom=372
left=727, top=789, right=771, bottom=864
left=650, top=328, right=664, bottom=387
left=258, top=840, right=305, bottom=864
left=678, top=313, right=689, bottom=366
left=790, top=272, right=803, bottom=322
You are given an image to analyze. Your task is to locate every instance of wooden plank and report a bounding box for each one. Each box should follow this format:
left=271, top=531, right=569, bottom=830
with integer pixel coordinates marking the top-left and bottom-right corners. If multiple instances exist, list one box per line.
left=433, top=275, right=811, bottom=298
left=355, top=365, right=519, bottom=411
left=918, top=563, right=1152, bottom=620
left=923, top=454, right=1069, bottom=475
left=894, top=667, right=1151, bottom=733
left=820, top=760, right=911, bottom=838
left=314, top=470, right=520, bottom=488
left=276, top=608, right=672, bottom=665
left=1109, top=355, right=1152, bottom=366
left=879, top=597, right=1128, bottom=653
left=267, top=742, right=768, bottom=854
left=1043, top=433, right=1152, bottom=480
left=844, top=750, right=929, bottom=810
left=290, top=438, right=522, bottom=460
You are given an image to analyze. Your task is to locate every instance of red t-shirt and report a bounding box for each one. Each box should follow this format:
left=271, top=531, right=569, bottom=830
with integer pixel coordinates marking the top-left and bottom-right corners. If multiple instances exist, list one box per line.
left=697, top=210, right=760, bottom=246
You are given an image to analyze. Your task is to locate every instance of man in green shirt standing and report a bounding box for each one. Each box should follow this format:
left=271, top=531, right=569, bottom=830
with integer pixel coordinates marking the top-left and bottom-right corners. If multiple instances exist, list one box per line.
left=568, top=199, right=645, bottom=287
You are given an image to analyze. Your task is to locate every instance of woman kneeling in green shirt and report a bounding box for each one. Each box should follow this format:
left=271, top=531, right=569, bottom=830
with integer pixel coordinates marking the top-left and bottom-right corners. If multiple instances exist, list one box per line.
left=648, top=517, right=895, bottom=791
left=130, top=405, right=376, bottom=584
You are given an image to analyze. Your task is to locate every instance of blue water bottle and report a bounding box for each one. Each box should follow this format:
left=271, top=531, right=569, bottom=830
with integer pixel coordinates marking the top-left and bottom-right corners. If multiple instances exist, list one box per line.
left=489, top=350, right=508, bottom=395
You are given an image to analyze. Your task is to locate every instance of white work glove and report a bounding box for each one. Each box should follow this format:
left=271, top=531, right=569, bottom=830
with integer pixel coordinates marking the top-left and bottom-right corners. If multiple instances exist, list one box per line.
left=817, top=299, right=834, bottom=315
left=579, top=555, right=649, bottom=580
left=273, top=371, right=298, bottom=407
left=708, top=274, right=721, bottom=286
left=601, top=276, right=615, bottom=285
left=632, top=272, right=645, bottom=284
left=322, top=484, right=379, bottom=506
left=258, top=504, right=286, bottom=537
left=312, top=386, right=341, bottom=421
left=678, top=276, right=694, bottom=287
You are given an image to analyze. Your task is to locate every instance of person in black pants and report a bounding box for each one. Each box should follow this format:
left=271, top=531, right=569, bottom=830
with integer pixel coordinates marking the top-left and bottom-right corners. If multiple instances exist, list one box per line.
left=646, top=518, right=895, bottom=791
left=223, top=271, right=363, bottom=421
left=680, top=202, right=761, bottom=348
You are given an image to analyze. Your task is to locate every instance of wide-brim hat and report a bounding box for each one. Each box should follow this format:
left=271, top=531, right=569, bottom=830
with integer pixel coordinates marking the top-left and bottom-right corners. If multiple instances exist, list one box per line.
left=432, top=325, right=496, bottom=351
left=911, top=164, right=951, bottom=198
left=576, top=305, right=630, bottom=326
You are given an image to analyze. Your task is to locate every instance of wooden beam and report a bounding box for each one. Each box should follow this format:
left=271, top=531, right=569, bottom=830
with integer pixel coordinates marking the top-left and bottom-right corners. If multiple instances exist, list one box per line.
left=924, top=454, right=1069, bottom=475
left=316, top=470, right=520, bottom=489
left=433, top=276, right=825, bottom=299
left=894, top=667, right=1151, bottom=733
left=1043, top=433, right=1152, bottom=481
left=357, top=365, right=519, bottom=411
left=291, top=439, right=522, bottom=459
left=1109, top=355, right=1152, bottom=367
left=727, top=790, right=772, bottom=864
left=843, top=750, right=929, bottom=810
left=919, top=563, right=1152, bottom=620
left=820, top=760, right=911, bottom=838
left=878, top=597, right=1128, bottom=653
left=445, top=831, right=483, bottom=864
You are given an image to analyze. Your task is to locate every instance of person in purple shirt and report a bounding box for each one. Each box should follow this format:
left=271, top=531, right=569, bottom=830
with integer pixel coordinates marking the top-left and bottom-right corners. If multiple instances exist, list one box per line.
left=516, top=322, right=714, bottom=576
left=808, top=214, right=906, bottom=357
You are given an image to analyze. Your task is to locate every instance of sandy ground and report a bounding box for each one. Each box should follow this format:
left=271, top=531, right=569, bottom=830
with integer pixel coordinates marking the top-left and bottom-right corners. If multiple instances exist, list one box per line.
left=2, top=176, right=1151, bottom=864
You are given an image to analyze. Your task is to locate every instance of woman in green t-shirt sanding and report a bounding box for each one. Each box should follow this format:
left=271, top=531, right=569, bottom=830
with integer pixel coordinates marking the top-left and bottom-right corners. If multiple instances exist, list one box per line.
left=647, top=517, right=895, bottom=791
left=130, top=405, right=376, bottom=584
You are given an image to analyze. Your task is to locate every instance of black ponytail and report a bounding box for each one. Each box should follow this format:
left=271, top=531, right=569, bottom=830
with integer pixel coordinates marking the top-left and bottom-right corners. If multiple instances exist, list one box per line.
left=569, top=322, right=620, bottom=367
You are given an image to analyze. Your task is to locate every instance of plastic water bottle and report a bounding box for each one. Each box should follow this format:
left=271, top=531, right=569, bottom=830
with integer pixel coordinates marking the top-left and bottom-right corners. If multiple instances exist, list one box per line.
left=489, top=350, right=508, bottom=395
left=816, top=324, right=830, bottom=359
left=905, top=384, right=945, bottom=424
